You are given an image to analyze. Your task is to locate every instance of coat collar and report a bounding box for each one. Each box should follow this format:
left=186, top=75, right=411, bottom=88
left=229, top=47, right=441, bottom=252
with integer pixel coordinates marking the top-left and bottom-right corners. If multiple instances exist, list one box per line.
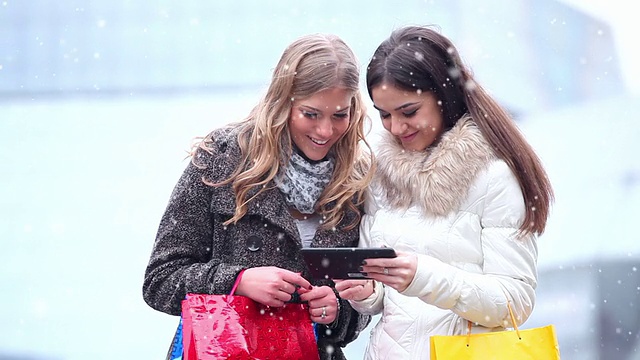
left=210, top=181, right=357, bottom=248
left=208, top=176, right=304, bottom=246
left=374, top=116, right=496, bottom=216
left=205, top=126, right=356, bottom=248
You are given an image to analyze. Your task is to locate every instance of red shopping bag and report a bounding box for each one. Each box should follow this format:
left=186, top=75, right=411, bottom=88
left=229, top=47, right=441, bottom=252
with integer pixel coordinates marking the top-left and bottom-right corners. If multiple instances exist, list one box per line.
left=182, top=271, right=319, bottom=360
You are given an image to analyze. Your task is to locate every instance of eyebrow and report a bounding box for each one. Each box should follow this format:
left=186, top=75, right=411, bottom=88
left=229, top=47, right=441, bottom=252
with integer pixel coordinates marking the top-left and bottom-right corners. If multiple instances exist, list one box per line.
left=300, top=105, right=351, bottom=113
left=373, top=101, right=421, bottom=112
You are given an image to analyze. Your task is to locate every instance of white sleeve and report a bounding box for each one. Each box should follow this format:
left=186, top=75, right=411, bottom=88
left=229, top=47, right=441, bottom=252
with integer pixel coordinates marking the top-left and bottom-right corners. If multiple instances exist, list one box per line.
left=401, top=161, right=538, bottom=327
left=348, top=186, right=385, bottom=315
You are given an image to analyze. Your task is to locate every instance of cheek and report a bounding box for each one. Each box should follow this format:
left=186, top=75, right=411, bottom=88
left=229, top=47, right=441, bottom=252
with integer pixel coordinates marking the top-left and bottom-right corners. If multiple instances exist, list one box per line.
left=421, top=119, right=443, bottom=137
left=334, top=120, right=350, bottom=137
left=289, top=116, right=308, bottom=134
left=410, top=116, right=431, bottom=129
left=381, top=120, right=391, bottom=132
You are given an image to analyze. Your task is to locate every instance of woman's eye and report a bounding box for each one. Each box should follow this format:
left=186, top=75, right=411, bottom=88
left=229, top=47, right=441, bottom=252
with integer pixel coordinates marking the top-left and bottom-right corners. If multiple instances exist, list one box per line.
left=302, top=111, right=318, bottom=119
left=403, top=109, right=418, bottom=117
left=333, top=113, right=349, bottom=119
left=379, top=112, right=390, bottom=119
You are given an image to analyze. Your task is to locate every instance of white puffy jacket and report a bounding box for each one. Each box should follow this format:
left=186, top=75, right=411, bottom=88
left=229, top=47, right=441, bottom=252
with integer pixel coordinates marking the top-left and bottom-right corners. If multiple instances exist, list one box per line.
left=350, top=117, right=538, bottom=360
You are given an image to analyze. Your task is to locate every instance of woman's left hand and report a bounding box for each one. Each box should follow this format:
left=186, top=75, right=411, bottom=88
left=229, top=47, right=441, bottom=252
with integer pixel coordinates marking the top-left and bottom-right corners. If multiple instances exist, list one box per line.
left=299, top=285, right=339, bottom=325
left=360, top=251, right=417, bottom=293
left=334, top=279, right=375, bottom=301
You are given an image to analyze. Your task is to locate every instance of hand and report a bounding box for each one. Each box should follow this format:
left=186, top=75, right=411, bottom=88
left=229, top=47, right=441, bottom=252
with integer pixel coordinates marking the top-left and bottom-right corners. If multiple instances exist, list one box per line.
left=235, top=267, right=312, bottom=307
left=360, top=251, right=417, bottom=292
left=334, top=279, right=375, bottom=301
left=299, top=285, right=339, bottom=325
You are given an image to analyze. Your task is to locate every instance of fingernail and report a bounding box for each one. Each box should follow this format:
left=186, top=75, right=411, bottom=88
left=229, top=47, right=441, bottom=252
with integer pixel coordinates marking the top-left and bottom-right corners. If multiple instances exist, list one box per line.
left=358, top=266, right=364, bottom=272
left=308, top=286, right=313, bottom=290
left=361, top=272, right=368, bottom=277
left=361, top=260, right=367, bottom=265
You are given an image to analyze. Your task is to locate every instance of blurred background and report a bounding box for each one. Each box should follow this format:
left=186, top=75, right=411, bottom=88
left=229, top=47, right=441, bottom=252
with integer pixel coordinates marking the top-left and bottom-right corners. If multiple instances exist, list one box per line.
left=1, top=0, right=638, bottom=359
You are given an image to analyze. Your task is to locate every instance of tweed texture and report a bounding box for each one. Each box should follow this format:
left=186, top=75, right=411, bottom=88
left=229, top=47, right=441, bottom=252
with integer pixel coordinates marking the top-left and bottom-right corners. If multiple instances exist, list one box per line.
left=143, top=125, right=370, bottom=360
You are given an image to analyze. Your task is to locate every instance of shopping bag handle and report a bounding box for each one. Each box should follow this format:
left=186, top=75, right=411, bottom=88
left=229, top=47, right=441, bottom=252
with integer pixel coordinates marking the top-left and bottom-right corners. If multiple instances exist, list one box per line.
left=229, top=269, right=246, bottom=295
left=466, top=294, right=522, bottom=345
left=506, top=300, right=521, bottom=339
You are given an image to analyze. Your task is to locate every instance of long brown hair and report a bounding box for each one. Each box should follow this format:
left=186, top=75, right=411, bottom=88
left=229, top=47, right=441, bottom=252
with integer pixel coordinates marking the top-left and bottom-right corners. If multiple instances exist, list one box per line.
left=367, top=25, right=553, bottom=235
left=195, top=33, right=374, bottom=230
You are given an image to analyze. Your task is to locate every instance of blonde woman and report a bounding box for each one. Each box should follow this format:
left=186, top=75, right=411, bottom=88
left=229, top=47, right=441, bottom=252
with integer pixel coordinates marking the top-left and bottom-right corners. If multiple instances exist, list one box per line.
left=143, top=33, right=373, bottom=360
left=336, top=26, right=554, bottom=359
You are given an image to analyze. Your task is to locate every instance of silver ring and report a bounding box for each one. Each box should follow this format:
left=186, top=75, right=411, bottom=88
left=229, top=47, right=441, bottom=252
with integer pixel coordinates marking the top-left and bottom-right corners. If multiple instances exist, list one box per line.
left=321, top=306, right=327, bottom=319
left=383, top=267, right=389, bottom=275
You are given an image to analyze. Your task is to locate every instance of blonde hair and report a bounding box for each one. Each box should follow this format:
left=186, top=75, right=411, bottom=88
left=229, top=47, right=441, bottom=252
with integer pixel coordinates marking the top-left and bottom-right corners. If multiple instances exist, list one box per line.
left=196, top=33, right=373, bottom=230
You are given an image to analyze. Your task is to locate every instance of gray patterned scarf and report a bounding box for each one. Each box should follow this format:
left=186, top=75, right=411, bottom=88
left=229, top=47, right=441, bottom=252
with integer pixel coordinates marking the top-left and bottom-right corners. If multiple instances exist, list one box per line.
left=275, top=151, right=335, bottom=214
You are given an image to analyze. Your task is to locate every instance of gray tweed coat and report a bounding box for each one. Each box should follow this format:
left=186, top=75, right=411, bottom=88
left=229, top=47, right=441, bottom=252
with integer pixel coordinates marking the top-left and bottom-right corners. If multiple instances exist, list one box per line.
left=143, top=126, right=370, bottom=360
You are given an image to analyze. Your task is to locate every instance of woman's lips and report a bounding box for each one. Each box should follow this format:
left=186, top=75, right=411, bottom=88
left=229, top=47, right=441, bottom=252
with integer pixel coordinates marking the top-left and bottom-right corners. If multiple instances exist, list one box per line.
left=400, top=132, right=418, bottom=142
left=308, top=136, right=330, bottom=146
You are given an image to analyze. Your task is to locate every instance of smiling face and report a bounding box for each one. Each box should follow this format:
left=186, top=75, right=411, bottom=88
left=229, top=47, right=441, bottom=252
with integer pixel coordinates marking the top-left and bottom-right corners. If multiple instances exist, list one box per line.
left=372, top=83, right=444, bottom=151
left=288, top=87, right=352, bottom=161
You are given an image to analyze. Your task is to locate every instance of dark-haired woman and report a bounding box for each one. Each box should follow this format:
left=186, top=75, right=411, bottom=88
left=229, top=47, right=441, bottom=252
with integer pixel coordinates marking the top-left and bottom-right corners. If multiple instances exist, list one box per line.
left=336, top=25, right=554, bottom=359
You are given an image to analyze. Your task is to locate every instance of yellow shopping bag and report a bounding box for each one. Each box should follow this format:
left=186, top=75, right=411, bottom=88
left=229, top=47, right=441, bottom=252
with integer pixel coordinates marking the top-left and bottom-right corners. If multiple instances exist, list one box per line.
left=430, top=302, right=561, bottom=359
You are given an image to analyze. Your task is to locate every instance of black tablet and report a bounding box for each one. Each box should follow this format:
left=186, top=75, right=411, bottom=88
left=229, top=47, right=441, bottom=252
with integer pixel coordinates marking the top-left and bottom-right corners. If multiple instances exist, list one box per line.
left=300, top=247, right=397, bottom=280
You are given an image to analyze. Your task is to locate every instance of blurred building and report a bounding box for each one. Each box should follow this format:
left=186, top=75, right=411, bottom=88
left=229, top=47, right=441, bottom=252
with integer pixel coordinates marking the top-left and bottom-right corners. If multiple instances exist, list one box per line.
left=0, top=0, right=624, bottom=114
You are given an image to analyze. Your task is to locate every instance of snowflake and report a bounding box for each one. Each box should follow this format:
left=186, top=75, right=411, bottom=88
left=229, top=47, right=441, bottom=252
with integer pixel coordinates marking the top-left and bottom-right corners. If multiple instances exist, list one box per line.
left=448, top=67, right=461, bottom=79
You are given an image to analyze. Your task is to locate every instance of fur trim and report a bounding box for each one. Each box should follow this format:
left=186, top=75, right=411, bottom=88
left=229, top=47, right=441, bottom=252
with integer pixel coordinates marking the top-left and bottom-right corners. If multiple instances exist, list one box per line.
left=374, top=116, right=496, bottom=216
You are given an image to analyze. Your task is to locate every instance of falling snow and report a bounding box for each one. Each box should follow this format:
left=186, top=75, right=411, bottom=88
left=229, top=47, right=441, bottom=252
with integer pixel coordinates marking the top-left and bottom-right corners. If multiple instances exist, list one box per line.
left=1, top=2, right=638, bottom=359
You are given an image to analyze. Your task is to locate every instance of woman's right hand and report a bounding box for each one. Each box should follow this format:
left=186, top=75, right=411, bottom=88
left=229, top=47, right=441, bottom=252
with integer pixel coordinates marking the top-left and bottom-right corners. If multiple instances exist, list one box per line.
left=234, top=266, right=312, bottom=307
left=334, top=279, right=375, bottom=301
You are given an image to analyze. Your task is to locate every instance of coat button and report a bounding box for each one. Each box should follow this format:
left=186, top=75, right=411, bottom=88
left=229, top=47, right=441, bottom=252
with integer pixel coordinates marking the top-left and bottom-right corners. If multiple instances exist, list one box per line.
left=218, top=141, right=228, bottom=153
left=246, top=235, right=263, bottom=252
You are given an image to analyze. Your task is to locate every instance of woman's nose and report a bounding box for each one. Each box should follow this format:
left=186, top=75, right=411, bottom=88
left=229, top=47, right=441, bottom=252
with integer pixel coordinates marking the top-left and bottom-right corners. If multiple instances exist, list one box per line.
left=315, top=117, right=333, bottom=138
left=390, top=117, right=406, bottom=136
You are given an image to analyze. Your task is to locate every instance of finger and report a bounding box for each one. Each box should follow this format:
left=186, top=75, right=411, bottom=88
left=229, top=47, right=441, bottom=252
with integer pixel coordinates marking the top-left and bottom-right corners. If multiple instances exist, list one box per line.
left=362, top=258, right=395, bottom=268
left=279, top=282, right=297, bottom=296
left=361, top=272, right=386, bottom=283
left=360, top=265, right=389, bottom=276
left=298, top=287, right=322, bottom=302
left=333, top=281, right=349, bottom=292
left=273, top=289, right=293, bottom=303
left=312, top=306, right=326, bottom=317
left=309, top=305, right=335, bottom=323
left=280, top=271, right=312, bottom=290
left=298, top=284, right=333, bottom=302
left=338, top=279, right=369, bottom=290
left=337, top=287, right=361, bottom=300
left=263, top=296, right=286, bottom=308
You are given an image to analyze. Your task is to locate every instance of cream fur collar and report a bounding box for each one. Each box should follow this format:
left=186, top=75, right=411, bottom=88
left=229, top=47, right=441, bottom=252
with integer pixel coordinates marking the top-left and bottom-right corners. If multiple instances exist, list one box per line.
left=374, top=116, right=496, bottom=216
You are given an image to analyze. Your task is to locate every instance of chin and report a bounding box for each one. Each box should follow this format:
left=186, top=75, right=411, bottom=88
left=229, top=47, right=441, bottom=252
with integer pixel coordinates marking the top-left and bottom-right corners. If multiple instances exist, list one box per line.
left=303, top=149, right=329, bottom=161
left=308, top=153, right=328, bottom=161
